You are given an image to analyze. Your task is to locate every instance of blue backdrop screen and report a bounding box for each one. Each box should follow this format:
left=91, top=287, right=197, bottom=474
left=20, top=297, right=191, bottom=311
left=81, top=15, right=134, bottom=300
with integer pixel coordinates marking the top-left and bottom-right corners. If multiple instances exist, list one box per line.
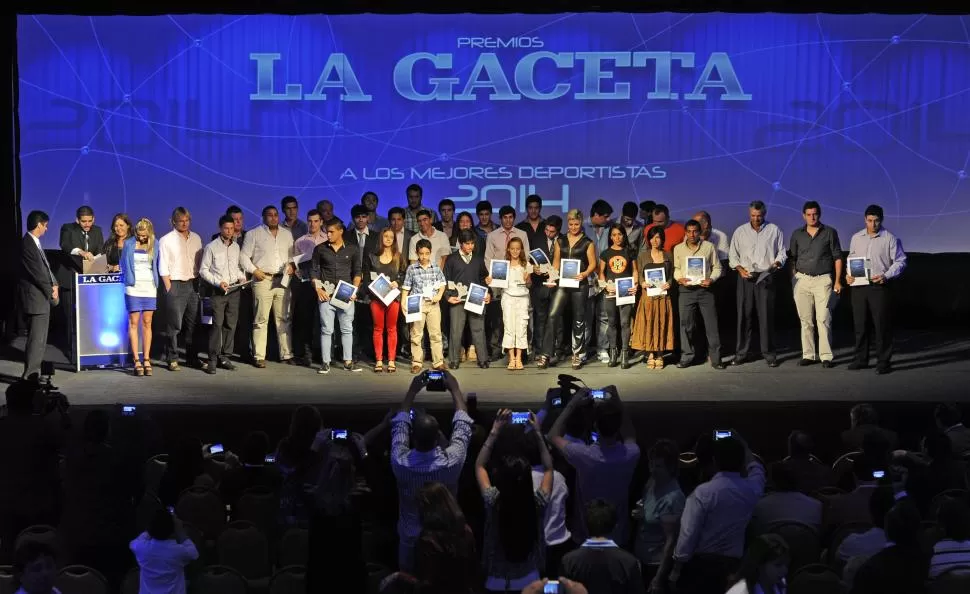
left=16, top=13, right=970, bottom=252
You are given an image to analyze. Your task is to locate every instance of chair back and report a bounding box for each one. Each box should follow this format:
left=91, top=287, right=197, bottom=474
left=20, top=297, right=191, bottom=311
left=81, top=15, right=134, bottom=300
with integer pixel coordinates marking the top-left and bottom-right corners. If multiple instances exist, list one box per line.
left=0, top=565, right=15, bottom=594
left=176, top=486, right=226, bottom=539
left=14, top=525, right=60, bottom=560
left=120, top=567, right=139, bottom=594
left=812, top=486, right=845, bottom=499
left=930, top=489, right=970, bottom=521
left=278, top=528, right=308, bottom=568
left=216, top=520, right=270, bottom=580
left=191, top=565, right=248, bottom=594
left=765, top=522, right=820, bottom=575
left=788, top=563, right=844, bottom=594
left=825, top=521, right=872, bottom=567
left=268, top=565, right=306, bottom=594
left=929, top=566, right=970, bottom=594
left=233, top=486, right=280, bottom=542
left=143, top=453, right=168, bottom=496
left=54, top=564, right=109, bottom=594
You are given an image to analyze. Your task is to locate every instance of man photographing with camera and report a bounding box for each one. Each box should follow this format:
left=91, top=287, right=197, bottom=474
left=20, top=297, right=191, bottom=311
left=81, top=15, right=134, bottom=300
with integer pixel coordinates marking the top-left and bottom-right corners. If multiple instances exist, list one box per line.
left=390, top=369, right=472, bottom=572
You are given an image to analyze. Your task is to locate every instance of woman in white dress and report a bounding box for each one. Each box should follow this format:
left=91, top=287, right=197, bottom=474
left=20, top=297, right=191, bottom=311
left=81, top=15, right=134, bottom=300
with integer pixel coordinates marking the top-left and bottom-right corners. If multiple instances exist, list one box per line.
left=121, top=218, right=159, bottom=376
left=500, top=237, right=531, bottom=370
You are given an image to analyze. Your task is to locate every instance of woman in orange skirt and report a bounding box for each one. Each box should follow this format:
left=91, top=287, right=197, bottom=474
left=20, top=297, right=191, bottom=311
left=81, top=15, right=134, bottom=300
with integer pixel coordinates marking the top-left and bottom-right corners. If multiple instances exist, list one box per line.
left=631, top=226, right=675, bottom=368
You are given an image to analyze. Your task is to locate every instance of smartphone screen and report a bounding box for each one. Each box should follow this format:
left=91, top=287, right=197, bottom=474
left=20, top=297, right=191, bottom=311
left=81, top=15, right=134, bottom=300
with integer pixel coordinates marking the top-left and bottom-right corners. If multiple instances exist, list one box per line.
left=590, top=431, right=599, bottom=443
left=511, top=412, right=529, bottom=425
left=713, top=430, right=732, bottom=440
left=264, top=454, right=276, bottom=463
left=544, top=580, right=560, bottom=594
left=551, top=397, right=563, bottom=407
left=872, top=470, right=885, bottom=479
left=166, top=506, right=175, bottom=515
left=209, top=443, right=224, bottom=454
left=590, top=389, right=605, bottom=399
left=331, top=429, right=349, bottom=440
left=121, top=405, right=136, bottom=416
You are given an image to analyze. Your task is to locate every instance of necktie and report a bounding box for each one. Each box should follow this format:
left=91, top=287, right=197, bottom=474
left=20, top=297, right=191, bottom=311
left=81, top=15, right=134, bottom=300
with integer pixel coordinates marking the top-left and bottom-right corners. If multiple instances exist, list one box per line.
left=358, top=232, right=366, bottom=267
left=83, top=231, right=89, bottom=251
left=39, top=243, right=56, bottom=284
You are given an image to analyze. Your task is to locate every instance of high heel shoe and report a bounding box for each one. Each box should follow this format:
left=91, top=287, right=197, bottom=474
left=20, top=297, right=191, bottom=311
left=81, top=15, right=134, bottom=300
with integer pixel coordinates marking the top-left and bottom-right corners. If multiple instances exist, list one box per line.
left=134, top=360, right=144, bottom=376
left=514, top=351, right=524, bottom=370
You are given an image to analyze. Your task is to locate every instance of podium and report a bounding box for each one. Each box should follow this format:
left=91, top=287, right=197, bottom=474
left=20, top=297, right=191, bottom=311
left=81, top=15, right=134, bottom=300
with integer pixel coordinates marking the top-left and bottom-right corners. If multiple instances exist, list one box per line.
left=74, top=272, right=131, bottom=369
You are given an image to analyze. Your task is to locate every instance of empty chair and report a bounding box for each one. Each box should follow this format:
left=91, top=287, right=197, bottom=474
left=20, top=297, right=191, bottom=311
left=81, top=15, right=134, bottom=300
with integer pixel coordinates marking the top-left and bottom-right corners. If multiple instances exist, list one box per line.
left=144, top=454, right=169, bottom=497
left=14, top=525, right=59, bottom=561
left=278, top=528, right=308, bottom=568
left=190, top=565, right=248, bottom=594
left=765, top=521, right=820, bottom=575
left=175, top=486, right=226, bottom=541
left=930, top=489, right=969, bottom=522
left=216, top=521, right=270, bottom=583
left=788, top=563, right=844, bottom=594
left=268, top=565, right=306, bottom=594
left=54, top=564, right=109, bottom=594
left=233, top=486, right=280, bottom=544
left=0, top=565, right=14, bottom=594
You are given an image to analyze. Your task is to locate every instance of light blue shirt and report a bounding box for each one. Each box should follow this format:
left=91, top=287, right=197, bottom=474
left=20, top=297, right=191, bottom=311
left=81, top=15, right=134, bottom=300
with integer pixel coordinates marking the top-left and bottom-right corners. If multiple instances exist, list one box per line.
left=847, top=227, right=907, bottom=280
left=729, top=222, right=787, bottom=272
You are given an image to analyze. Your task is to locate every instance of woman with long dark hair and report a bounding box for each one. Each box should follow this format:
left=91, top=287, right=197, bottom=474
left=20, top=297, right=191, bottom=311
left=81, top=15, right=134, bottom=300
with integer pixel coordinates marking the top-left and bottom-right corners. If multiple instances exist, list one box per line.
left=726, top=533, right=789, bottom=594
left=370, top=227, right=406, bottom=373
left=452, top=211, right=485, bottom=256
left=415, top=482, right=479, bottom=594
left=103, top=213, right=133, bottom=272
left=476, top=409, right=554, bottom=592
left=598, top=223, right=637, bottom=368
left=631, top=225, right=675, bottom=369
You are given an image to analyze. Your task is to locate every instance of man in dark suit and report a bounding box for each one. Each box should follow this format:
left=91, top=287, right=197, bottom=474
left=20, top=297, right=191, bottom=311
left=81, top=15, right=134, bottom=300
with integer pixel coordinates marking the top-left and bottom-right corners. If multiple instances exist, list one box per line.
left=560, top=499, right=645, bottom=594
left=19, top=211, right=59, bottom=381
left=345, top=205, right=381, bottom=361
left=59, top=205, right=104, bottom=262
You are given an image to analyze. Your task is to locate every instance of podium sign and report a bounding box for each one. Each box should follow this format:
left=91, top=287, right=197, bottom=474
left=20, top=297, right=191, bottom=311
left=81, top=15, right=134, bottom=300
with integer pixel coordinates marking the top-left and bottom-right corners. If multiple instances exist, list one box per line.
left=75, top=273, right=130, bottom=369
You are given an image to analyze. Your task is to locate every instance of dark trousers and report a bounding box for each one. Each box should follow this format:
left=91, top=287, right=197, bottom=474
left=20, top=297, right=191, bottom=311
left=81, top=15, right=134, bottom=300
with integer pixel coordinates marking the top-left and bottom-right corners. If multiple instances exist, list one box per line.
left=208, top=291, right=240, bottom=363
left=354, top=300, right=374, bottom=361
left=448, top=304, right=487, bottom=365
left=291, top=280, right=318, bottom=361
left=675, top=554, right=740, bottom=594
left=543, top=287, right=587, bottom=358
left=544, top=539, right=577, bottom=578
left=233, top=284, right=254, bottom=361
left=164, top=280, right=200, bottom=364
left=603, top=298, right=633, bottom=351
left=851, top=284, right=893, bottom=368
left=529, top=282, right=553, bottom=354
left=23, top=310, right=51, bottom=380
left=680, top=288, right=722, bottom=365
left=735, top=273, right=777, bottom=362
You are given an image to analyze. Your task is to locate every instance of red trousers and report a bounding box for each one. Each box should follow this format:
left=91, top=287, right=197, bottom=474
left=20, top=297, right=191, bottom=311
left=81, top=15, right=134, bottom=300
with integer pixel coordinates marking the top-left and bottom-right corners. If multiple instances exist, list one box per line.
left=370, top=299, right=400, bottom=362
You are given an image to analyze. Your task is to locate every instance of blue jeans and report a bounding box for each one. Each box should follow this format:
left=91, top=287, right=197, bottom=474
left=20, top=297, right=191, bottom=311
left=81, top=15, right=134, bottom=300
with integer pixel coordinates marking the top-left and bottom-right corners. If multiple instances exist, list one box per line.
left=319, top=301, right=355, bottom=364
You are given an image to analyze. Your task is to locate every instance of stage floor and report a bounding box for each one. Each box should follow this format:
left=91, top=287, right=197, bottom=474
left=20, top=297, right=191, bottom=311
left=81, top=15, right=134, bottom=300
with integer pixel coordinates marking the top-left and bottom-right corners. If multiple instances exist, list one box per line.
left=2, top=329, right=968, bottom=407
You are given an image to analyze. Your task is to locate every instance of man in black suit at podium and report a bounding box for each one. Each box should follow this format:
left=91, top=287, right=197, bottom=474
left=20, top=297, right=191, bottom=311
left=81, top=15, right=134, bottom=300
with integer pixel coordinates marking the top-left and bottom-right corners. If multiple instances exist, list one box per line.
left=59, top=205, right=104, bottom=263
left=18, top=210, right=59, bottom=381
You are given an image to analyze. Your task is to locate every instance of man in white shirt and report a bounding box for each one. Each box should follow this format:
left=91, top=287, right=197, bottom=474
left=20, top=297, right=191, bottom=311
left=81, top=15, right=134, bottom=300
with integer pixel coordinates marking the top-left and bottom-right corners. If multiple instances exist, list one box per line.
left=158, top=206, right=203, bottom=371
left=130, top=510, right=199, bottom=594
left=693, top=211, right=729, bottom=263
left=199, top=215, right=248, bottom=375
left=240, top=205, right=297, bottom=367
left=670, top=434, right=765, bottom=593
left=408, top=209, right=450, bottom=267
left=728, top=200, right=787, bottom=367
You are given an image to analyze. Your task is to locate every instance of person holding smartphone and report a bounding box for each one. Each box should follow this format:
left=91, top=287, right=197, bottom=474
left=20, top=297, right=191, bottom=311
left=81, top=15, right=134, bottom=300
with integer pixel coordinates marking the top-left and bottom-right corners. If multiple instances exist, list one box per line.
left=401, top=239, right=447, bottom=374
left=130, top=508, right=199, bottom=594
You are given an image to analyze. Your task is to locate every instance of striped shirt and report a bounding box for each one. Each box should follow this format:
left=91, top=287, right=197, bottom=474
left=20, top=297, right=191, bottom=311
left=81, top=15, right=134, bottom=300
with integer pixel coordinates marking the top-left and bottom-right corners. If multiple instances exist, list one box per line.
left=391, top=410, right=473, bottom=546
left=403, top=262, right=446, bottom=295
left=929, top=539, right=970, bottom=578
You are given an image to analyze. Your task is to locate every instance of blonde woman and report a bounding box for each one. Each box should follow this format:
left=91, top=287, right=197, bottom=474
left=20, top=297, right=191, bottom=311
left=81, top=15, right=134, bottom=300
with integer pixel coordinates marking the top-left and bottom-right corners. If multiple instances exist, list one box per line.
left=121, top=218, right=160, bottom=376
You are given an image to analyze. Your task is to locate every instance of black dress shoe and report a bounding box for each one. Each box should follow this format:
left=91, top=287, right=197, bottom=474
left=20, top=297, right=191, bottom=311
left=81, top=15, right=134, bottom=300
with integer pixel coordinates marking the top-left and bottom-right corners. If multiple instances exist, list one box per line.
left=821, top=360, right=834, bottom=369
left=204, top=367, right=216, bottom=375
left=876, top=366, right=892, bottom=375
left=712, top=362, right=727, bottom=370
left=218, top=359, right=236, bottom=371
left=676, top=361, right=691, bottom=369
left=731, top=357, right=746, bottom=366
left=847, top=362, right=867, bottom=370
left=478, top=361, right=489, bottom=369
left=767, top=360, right=780, bottom=368
left=449, top=361, right=460, bottom=370
left=798, top=358, right=815, bottom=366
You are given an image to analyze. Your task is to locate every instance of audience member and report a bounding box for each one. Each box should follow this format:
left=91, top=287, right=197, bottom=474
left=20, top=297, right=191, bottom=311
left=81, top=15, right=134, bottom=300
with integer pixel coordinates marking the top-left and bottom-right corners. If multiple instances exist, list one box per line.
left=841, top=404, right=898, bottom=452
left=935, top=403, right=970, bottom=456
left=521, top=577, right=589, bottom=594
left=524, top=430, right=574, bottom=578
left=560, top=499, right=646, bottom=594
left=130, top=508, right=199, bottom=594
left=823, top=460, right=885, bottom=541
left=157, top=436, right=232, bottom=506
left=850, top=498, right=928, bottom=594
left=895, top=431, right=968, bottom=516
left=476, top=410, right=553, bottom=591
left=550, top=391, right=641, bottom=545
left=835, top=487, right=894, bottom=566
left=928, top=496, right=970, bottom=578
left=391, top=371, right=472, bottom=571
left=749, top=463, right=822, bottom=534
left=415, top=482, right=479, bottom=594
left=276, top=406, right=324, bottom=529
left=218, top=430, right=283, bottom=509
left=12, top=540, right=60, bottom=594
left=780, top=430, right=835, bottom=495
left=670, top=435, right=765, bottom=594
left=725, top=533, right=789, bottom=594
left=632, top=439, right=685, bottom=592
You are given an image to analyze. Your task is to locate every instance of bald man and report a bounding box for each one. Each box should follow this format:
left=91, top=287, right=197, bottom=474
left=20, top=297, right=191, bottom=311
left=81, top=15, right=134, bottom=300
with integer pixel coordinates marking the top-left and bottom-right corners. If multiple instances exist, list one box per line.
left=692, top=211, right=730, bottom=262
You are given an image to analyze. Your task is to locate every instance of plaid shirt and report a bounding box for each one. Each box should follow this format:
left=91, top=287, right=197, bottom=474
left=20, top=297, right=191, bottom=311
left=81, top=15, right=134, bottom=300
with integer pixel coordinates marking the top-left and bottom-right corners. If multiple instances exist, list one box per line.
left=391, top=410, right=473, bottom=545
left=404, top=207, right=438, bottom=233
left=403, top=262, right=446, bottom=295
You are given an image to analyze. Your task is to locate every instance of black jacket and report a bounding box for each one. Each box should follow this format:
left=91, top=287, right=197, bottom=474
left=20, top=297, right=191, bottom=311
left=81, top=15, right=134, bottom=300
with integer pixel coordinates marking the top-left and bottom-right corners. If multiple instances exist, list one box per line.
left=60, top=222, right=104, bottom=256
left=18, top=233, right=57, bottom=314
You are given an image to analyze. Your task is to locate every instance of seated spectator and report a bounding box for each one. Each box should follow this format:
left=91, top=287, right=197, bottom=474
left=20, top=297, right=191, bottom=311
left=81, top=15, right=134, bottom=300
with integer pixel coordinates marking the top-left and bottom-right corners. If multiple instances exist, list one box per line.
left=218, top=430, right=283, bottom=509
left=306, top=440, right=367, bottom=594
left=725, top=533, right=790, bottom=594
left=935, top=403, right=970, bottom=456
left=850, top=498, right=929, bottom=594
left=391, top=371, right=472, bottom=572
left=157, top=436, right=231, bottom=506
left=60, top=410, right=135, bottom=588
left=836, top=487, right=894, bottom=564
left=749, top=462, right=822, bottom=534
left=560, top=499, right=645, bottom=594
left=896, top=431, right=968, bottom=516
left=669, top=434, right=765, bottom=594
left=12, top=540, right=60, bottom=594
left=476, top=410, right=553, bottom=592
left=549, top=391, right=640, bottom=545
left=841, top=403, right=898, bottom=452
left=130, top=508, right=199, bottom=594
left=928, top=496, right=970, bottom=578
left=781, top=430, right=835, bottom=495
left=823, top=459, right=884, bottom=540
left=276, top=405, right=325, bottom=529
left=632, top=439, right=685, bottom=591
left=415, top=481, right=479, bottom=594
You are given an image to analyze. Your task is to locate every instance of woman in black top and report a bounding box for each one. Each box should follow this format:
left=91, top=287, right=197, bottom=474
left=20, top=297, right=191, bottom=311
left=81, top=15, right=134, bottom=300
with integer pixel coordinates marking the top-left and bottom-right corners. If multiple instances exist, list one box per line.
left=451, top=212, right=485, bottom=256
left=369, top=227, right=407, bottom=373
left=538, top=209, right=597, bottom=370
left=598, top=224, right=637, bottom=368
left=103, top=213, right=133, bottom=272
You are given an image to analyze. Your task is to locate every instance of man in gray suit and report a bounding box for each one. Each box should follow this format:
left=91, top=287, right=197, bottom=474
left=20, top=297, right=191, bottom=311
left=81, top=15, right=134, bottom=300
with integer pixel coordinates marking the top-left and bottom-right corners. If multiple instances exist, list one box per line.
left=18, top=210, right=59, bottom=381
